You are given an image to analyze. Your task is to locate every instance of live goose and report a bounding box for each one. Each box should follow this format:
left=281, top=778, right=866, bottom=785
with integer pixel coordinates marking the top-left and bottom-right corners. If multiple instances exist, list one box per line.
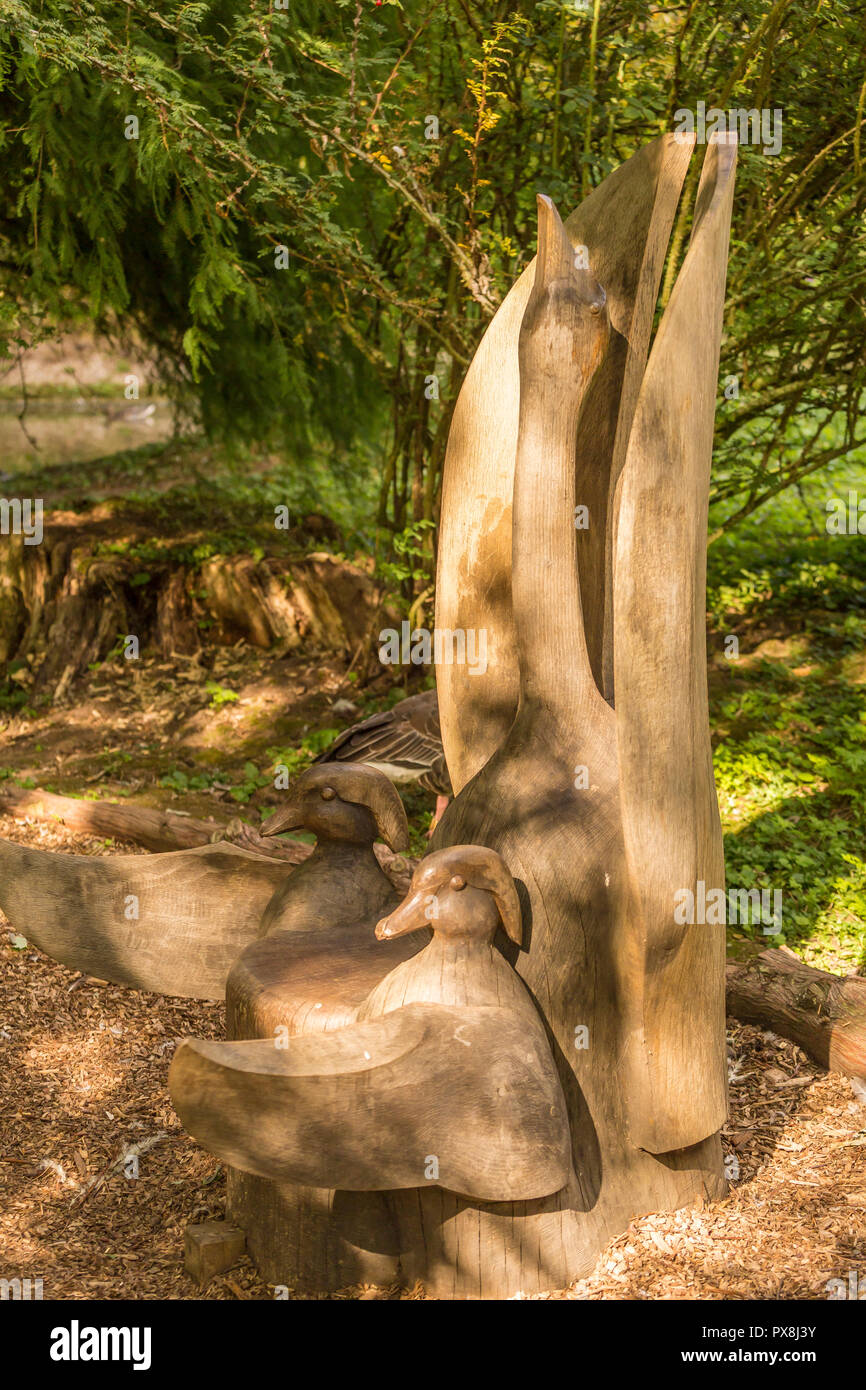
left=315, top=689, right=450, bottom=823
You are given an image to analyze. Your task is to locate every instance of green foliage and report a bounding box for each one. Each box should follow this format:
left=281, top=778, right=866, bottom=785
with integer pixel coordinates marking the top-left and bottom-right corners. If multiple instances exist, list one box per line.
left=231, top=761, right=272, bottom=804
left=0, top=676, right=31, bottom=711
left=159, top=758, right=267, bottom=803
left=0, top=1, right=863, bottom=543
left=205, top=680, right=239, bottom=709
left=709, top=472, right=866, bottom=970
left=374, top=519, right=435, bottom=606
left=265, top=727, right=339, bottom=787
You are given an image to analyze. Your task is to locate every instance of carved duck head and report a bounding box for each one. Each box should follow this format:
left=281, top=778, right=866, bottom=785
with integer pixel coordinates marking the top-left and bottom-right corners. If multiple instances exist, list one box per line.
left=261, top=764, right=409, bottom=853
left=374, top=844, right=522, bottom=946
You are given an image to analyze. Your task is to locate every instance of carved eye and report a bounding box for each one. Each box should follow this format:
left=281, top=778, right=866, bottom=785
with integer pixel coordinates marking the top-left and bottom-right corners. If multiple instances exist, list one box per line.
left=449, top=875, right=466, bottom=891
left=321, top=786, right=336, bottom=801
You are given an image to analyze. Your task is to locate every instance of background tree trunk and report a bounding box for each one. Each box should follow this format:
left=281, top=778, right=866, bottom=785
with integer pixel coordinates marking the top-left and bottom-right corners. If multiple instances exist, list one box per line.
left=0, top=519, right=385, bottom=694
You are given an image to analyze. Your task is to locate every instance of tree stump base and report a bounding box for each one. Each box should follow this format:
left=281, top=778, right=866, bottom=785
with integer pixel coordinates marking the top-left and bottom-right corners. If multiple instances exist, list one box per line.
left=225, top=1150, right=725, bottom=1298
left=222, top=914, right=726, bottom=1298
left=226, top=1172, right=400, bottom=1293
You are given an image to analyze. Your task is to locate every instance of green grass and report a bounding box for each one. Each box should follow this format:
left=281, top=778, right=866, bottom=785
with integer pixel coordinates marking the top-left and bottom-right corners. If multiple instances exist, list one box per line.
left=708, top=462, right=866, bottom=972
left=8, top=435, right=382, bottom=550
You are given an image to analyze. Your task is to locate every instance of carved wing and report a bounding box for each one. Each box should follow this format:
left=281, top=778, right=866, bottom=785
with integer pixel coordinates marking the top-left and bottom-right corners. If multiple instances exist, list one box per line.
left=613, top=134, right=737, bottom=1151
left=0, top=839, right=291, bottom=999
left=170, top=1003, right=572, bottom=1202
left=435, top=133, right=695, bottom=791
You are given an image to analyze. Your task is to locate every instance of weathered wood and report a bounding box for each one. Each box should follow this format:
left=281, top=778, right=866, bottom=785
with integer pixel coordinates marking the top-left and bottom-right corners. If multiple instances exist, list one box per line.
left=258, top=763, right=409, bottom=932
left=173, top=1004, right=570, bottom=1202
left=358, top=844, right=525, bottom=1018
left=225, top=1171, right=401, bottom=1292
left=184, top=1221, right=246, bottom=1287
left=227, top=927, right=422, bottom=1040
left=227, top=763, right=423, bottom=1037
left=0, top=766, right=414, bottom=999
left=418, top=177, right=732, bottom=1294
left=0, top=838, right=291, bottom=998
left=0, top=522, right=384, bottom=690
left=171, top=846, right=571, bottom=1205
left=0, top=783, right=414, bottom=892
left=726, top=949, right=866, bottom=1079
left=221, top=764, right=423, bottom=1292
left=4, top=132, right=739, bottom=1298
left=172, top=163, right=737, bottom=1293
left=0, top=783, right=309, bottom=858
left=613, top=133, right=737, bottom=1152
left=435, top=133, right=695, bottom=794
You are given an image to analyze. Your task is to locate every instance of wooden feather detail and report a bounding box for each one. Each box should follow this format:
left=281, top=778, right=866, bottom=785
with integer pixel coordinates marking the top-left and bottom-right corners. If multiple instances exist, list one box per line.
left=170, top=1002, right=572, bottom=1202
left=0, top=839, right=290, bottom=999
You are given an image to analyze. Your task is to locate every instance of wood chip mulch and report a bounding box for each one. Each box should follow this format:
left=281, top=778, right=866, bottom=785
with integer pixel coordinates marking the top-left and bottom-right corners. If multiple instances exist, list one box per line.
left=1, top=813, right=864, bottom=1301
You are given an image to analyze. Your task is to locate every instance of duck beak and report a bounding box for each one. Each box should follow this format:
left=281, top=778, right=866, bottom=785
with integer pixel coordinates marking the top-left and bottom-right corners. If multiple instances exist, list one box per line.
left=260, top=796, right=304, bottom=837
left=375, top=889, right=429, bottom=941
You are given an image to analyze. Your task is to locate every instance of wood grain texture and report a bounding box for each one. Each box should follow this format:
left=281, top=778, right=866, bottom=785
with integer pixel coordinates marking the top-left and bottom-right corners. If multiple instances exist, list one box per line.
left=171, top=1001, right=571, bottom=1202
left=227, top=761, right=424, bottom=1034
left=0, top=838, right=290, bottom=998
left=172, top=846, right=570, bottom=1215
left=227, top=927, right=423, bottom=1040
left=727, top=949, right=866, bottom=1079
left=184, top=1221, right=246, bottom=1287
left=222, top=763, right=424, bottom=1293
left=417, top=181, right=732, bottom=1294
left=613, top=133, right=737, bottom=1152
left=0, top=783, right=310, bottom=858
left=435, top=133, right=695, bottom=794
left=226, top=1169, right=402, bottom=1292
left=199, top=143, right=734, bottom=1296
left=0, top=763, right=413, bottom=1001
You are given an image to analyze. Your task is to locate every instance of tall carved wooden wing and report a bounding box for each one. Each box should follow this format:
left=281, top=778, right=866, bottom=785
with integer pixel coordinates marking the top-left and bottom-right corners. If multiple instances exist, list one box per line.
left=435, top=133, right=695, bottom=792
left=614, top=134, right=737, bottom=1150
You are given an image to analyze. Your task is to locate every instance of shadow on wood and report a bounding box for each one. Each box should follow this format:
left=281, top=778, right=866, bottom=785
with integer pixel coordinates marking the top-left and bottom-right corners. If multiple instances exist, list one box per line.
left=171, top=847, right=572, bottom=1205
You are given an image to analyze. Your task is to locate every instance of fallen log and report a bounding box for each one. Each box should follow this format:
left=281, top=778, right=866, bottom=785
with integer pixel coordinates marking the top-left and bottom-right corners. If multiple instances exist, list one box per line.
left=726, top=948, right=866, bottom=1079
left=0, top=784, right=308, bottom=858
left=0, top=784, right=411, bottom=890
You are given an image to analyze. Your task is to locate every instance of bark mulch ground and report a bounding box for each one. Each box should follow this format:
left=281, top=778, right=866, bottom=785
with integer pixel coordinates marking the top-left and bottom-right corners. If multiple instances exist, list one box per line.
left=1, top=815, right=864, bottom=1301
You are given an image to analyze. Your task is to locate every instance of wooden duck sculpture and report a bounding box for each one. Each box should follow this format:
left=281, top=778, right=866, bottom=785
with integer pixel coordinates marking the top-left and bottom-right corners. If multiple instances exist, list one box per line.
left=5, top=134, right=738, bottom=1299
left=0, top=764, right=411, bottom=1002
left=416, top=142, right=736, bottom=1292
left=226, top=764, right=429, bottom=1039
left=256, top=763, right=409, bottom=937
left=0, top=833, right=290, bottom=999
left=359, top=844, right=528, bottom=1017
left=169, top=845, right=572, bottom=1203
